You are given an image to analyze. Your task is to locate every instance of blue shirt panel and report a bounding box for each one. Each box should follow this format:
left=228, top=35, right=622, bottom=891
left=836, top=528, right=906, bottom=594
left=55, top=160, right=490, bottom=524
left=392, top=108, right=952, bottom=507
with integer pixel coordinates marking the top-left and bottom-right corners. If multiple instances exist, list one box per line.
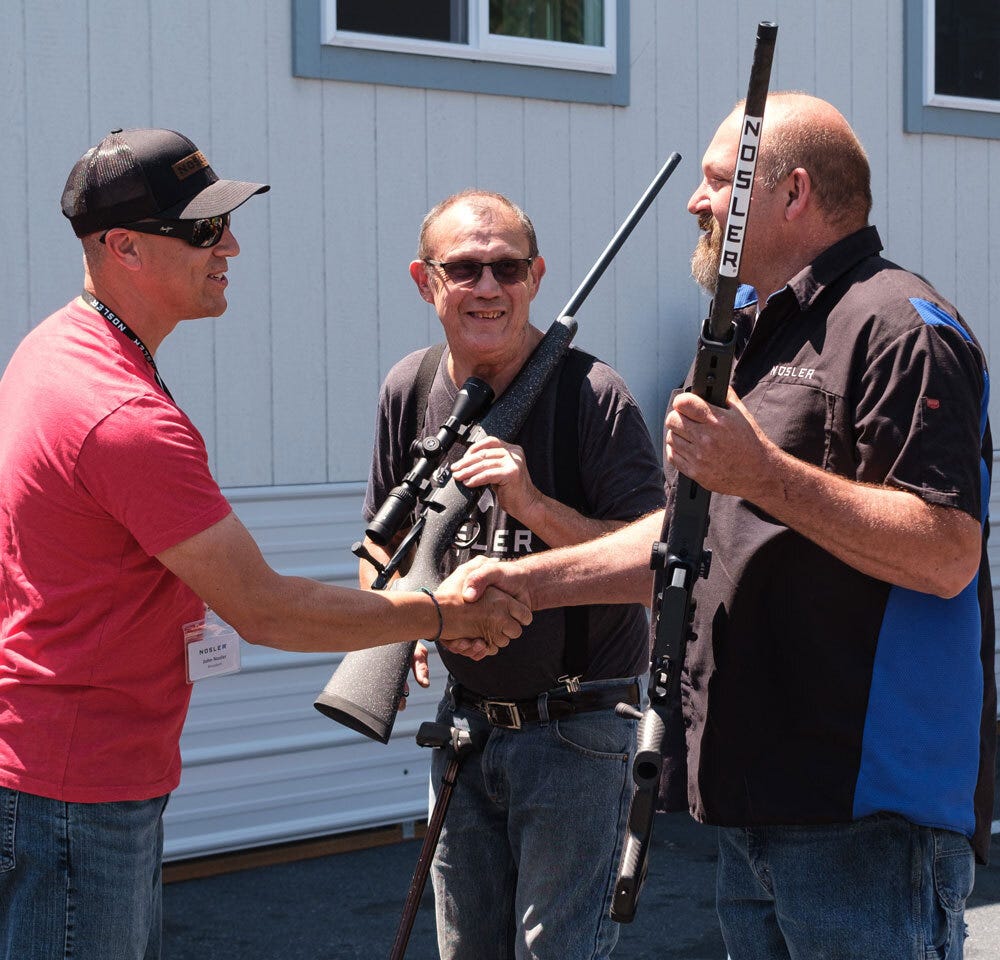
left=852, top=297, right=990, bottom=838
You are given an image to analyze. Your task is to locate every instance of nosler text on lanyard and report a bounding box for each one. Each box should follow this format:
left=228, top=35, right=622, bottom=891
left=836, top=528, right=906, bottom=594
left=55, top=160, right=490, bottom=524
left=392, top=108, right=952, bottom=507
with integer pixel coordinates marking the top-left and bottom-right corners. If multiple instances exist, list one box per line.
left=81, top=290, right=174, bottom=401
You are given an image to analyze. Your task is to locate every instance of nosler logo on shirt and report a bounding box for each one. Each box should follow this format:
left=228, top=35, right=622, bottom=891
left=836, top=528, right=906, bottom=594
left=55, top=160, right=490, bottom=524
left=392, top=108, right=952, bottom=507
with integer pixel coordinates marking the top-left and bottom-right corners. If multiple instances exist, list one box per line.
left=770, top=364, right=815, bottom=380
left=172, top=150, right=210, bottom=180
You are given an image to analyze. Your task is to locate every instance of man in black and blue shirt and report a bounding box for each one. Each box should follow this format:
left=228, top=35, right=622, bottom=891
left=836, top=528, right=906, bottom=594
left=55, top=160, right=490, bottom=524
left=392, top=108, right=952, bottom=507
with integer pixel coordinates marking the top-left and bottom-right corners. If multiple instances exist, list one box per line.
left=462, top=93, right=995, bottom=960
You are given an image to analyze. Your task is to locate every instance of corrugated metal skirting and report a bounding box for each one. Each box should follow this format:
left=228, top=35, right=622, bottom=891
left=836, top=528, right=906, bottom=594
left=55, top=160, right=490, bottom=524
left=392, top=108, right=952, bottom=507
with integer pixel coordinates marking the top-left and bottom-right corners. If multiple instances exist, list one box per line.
left=165, top=476, right=1000, bottom=860
left=163, top=483, right=443, bottom=861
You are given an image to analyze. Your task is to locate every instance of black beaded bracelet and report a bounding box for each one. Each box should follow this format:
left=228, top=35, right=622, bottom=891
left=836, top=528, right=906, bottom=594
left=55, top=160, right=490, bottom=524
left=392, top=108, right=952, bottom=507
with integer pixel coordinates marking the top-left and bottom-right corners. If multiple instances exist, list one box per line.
left=419, top=587, right=444, bottom=642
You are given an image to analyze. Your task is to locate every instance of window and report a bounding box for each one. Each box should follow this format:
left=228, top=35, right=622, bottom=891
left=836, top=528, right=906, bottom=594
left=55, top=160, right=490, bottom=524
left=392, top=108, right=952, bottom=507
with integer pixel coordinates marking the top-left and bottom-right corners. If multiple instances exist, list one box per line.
left=328, top=1, right=612, bottom=73
left=904, top=0, right=1000, bottom=137
left=929, top=1, right=999, bottom=109
left=292, top=0, right=629, bottom=106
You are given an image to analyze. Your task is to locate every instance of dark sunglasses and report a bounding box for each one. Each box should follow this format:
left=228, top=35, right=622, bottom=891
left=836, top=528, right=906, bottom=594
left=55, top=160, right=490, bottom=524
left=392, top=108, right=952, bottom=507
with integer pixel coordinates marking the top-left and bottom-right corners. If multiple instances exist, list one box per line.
left=99, top=213, right=231, bottom=248
left=424, top=257, right=533, bottom=286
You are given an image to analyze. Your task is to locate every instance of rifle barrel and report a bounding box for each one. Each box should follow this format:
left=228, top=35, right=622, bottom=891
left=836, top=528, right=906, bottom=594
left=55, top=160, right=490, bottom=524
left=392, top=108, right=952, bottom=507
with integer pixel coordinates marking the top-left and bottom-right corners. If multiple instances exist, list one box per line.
left=561, top=153, right=681, bottom=320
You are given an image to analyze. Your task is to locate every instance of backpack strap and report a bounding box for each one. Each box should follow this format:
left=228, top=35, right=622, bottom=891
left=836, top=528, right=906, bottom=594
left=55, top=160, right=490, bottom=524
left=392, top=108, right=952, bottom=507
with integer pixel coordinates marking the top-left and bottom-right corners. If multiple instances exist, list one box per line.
left=553, top=347, right=595, bottom=511
left=553, top=348, right=597, bottom=682
left=404, top=342, right=447, bottom=442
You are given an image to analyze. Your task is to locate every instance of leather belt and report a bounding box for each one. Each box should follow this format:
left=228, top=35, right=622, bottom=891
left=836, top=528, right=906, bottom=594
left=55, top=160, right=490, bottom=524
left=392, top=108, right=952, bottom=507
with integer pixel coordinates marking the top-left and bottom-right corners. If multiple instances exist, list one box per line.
left=454, top=682, right=640, bottom=730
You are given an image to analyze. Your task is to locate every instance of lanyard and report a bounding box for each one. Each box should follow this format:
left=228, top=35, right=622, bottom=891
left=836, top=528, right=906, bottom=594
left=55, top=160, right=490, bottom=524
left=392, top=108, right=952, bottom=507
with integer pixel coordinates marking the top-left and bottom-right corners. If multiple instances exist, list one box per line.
left=81, top=291, right=174, bottom=401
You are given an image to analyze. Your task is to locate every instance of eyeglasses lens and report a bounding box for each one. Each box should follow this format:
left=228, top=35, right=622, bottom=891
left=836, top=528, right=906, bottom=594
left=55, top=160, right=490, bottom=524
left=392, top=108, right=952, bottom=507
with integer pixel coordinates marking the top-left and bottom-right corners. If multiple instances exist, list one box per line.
left=437, top=259, right=530, bottom=285
left=491, top=260, right=530, bottom=283
left=190, top=214, right=230, bottom=247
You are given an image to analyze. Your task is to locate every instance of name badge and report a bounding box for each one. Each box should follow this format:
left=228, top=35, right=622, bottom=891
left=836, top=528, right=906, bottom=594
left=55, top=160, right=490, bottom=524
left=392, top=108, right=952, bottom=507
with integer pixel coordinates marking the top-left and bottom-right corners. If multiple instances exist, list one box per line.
left=183, top=607, right=242, bottom=682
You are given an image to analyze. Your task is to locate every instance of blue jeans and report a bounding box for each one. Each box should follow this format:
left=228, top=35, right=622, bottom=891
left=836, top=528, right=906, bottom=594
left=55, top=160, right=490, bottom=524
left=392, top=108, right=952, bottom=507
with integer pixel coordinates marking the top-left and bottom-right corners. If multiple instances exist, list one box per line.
left=717, top=814, right=975, bottom=960
left=0, top=786, right=169, bottom=960
left=430, top=678, right=639, bottom=960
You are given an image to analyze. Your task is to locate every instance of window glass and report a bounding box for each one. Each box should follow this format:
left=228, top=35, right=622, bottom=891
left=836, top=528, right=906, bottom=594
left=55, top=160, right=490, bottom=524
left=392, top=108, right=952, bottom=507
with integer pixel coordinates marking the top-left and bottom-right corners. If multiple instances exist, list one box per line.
left=489, top=0, right=603, bottom=46
left=336, top=0, right=465, bottom=43
left=934, top=0, right=1000, bottom=101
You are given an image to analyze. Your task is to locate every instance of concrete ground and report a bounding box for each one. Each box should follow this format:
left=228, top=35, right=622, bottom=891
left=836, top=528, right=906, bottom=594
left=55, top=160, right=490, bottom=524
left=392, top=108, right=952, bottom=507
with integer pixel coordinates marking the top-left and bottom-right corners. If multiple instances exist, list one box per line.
left=163, top=812, right=1000, bottom=959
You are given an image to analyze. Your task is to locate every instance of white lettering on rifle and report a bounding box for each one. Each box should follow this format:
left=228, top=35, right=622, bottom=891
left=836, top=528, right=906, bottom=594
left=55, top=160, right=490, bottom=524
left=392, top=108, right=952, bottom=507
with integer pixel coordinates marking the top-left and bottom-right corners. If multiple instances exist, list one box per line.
left=720, top=115, right=763, bottom=278
left=468, top=527, right=535, bottom=556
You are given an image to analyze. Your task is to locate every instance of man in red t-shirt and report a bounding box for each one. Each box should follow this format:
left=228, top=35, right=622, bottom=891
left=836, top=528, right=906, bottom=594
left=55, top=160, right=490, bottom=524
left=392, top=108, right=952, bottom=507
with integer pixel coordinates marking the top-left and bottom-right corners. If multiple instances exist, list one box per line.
left=0, top=128, right=529, bottom=960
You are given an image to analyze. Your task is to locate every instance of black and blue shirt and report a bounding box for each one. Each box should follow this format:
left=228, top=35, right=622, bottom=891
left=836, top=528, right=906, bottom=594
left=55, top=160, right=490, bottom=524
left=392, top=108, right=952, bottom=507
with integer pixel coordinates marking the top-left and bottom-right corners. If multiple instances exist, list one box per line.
left=679, top=226, right=996, bottom=862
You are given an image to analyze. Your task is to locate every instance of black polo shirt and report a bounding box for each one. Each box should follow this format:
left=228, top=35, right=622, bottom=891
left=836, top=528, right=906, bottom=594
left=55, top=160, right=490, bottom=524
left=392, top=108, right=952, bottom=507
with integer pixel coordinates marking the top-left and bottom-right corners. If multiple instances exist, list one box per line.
left=677, top=226, right=996, bottom=862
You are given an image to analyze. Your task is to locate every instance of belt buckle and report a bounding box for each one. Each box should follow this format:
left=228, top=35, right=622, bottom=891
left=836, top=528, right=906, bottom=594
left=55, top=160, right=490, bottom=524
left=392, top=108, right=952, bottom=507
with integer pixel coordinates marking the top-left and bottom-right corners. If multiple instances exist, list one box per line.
left=557, top=674, right=582, bottom=693
left=482, top=699, right=521, bottom=730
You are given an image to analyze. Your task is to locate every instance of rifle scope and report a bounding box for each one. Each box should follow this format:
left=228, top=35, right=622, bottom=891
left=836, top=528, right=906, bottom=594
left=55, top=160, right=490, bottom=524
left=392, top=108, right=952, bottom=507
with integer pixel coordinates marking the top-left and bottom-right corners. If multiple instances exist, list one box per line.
left=365, top=375, right=494, bottom=546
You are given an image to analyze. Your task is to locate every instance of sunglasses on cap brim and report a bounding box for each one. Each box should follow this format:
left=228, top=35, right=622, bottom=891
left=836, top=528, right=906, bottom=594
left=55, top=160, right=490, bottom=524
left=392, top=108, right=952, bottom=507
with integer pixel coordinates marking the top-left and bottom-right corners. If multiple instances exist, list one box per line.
left=99, top=213, right=231, bottom=248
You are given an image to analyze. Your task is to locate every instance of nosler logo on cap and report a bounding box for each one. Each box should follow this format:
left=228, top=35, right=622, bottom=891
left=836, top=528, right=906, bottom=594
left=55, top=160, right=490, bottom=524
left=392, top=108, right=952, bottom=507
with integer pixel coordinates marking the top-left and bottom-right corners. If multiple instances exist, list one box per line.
left=172, top=150, right=210, bottom=181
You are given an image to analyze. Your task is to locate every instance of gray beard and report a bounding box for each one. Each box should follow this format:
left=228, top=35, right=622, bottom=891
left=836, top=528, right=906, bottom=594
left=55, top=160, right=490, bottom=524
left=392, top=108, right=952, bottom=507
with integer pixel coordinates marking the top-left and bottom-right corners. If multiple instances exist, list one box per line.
left=690, top=223, right=722, bottom=294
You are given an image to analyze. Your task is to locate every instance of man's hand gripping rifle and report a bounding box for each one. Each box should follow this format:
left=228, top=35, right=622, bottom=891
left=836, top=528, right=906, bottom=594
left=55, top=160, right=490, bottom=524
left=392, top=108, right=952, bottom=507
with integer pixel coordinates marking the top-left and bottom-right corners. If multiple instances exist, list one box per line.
left=611, top=21, right=778, bottom=924
left=313, top=152, right=683, bottom=745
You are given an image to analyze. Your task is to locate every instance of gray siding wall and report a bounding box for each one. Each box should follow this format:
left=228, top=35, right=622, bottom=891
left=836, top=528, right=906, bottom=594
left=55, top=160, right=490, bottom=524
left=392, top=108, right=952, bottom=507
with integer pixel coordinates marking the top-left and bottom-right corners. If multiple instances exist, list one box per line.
left=4, top=0, right=998, bottom=857
left=4, top=1, right=998, bottom=465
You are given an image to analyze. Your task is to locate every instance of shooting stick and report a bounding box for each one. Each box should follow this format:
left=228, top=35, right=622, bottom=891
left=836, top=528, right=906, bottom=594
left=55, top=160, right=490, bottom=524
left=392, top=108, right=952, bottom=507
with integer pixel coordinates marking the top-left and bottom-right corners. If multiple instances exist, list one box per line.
left=388, top=723, right=476, bottom=960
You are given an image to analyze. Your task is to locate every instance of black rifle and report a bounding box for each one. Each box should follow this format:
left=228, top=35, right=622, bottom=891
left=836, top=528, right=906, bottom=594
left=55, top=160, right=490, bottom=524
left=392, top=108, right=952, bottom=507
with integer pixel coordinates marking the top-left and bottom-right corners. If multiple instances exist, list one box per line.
left=314, top=152, right=683, bottom=744
left=610, top=21, right=778, bottom=924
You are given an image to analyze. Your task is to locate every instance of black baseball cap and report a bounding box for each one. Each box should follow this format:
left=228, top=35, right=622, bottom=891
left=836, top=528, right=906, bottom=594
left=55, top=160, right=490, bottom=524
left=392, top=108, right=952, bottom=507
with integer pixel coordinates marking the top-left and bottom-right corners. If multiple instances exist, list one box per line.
left=61, top=128, right=269, bottom=238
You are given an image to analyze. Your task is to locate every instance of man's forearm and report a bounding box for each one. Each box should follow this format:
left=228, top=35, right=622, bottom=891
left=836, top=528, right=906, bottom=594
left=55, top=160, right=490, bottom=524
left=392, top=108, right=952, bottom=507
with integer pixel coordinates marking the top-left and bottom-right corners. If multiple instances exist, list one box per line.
left=748, top=445, right=982, bottom=598
left=501, top=509, right=662, bottom=609
left=520, top=491, right=629, bottom=550
left=235, top=572, right=443, bottom=651
left=158, top=513, right=527, bottom=652
left=668, top=389, right=982, bottom=599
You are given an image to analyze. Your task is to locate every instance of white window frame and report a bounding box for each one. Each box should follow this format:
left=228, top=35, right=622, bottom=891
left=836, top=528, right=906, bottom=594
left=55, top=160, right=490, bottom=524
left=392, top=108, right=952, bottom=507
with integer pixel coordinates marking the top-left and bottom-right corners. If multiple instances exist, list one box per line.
left=321, top=0, right=616, bottom=76
left=923, top=0, right=1000, bottom=115
left=904, top=0, right=1000, bottom=136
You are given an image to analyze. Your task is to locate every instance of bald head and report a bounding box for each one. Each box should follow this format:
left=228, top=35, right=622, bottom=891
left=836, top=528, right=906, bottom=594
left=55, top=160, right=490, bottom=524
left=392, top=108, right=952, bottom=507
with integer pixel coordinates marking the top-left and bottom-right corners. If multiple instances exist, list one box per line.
left=689, top=93, right=873, bottom=303
left=417, top=190, right=538, bottom=261
left=741, top=92, right=872, bottom=231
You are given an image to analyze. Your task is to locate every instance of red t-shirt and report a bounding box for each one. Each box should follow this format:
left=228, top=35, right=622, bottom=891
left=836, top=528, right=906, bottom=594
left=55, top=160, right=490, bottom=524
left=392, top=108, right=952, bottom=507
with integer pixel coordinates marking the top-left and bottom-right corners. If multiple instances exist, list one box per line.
left=0, top=300, right=232, bottom=801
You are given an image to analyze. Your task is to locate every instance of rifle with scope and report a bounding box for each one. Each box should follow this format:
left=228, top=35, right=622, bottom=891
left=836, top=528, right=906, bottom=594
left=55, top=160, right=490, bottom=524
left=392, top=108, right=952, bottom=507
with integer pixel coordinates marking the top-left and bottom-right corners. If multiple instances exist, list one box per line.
left=313, top=151, right=683, bottom=744
left=359, top=376, right=495, bottom=591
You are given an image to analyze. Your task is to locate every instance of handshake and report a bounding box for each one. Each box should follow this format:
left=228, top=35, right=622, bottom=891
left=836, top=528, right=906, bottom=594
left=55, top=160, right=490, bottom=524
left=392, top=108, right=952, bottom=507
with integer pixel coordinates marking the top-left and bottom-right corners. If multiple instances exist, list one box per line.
left=431, top=556, right=534, bottom=662
left=424, top=506, right=661, bottom=666
left=391, top=556, right=536, bottom=708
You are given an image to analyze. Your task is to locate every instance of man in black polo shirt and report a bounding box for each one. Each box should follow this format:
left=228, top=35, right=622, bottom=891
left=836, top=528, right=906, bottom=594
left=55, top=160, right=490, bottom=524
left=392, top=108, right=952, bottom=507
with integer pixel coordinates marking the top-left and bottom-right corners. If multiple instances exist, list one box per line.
left=460, top=93, right=995, bottom=960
